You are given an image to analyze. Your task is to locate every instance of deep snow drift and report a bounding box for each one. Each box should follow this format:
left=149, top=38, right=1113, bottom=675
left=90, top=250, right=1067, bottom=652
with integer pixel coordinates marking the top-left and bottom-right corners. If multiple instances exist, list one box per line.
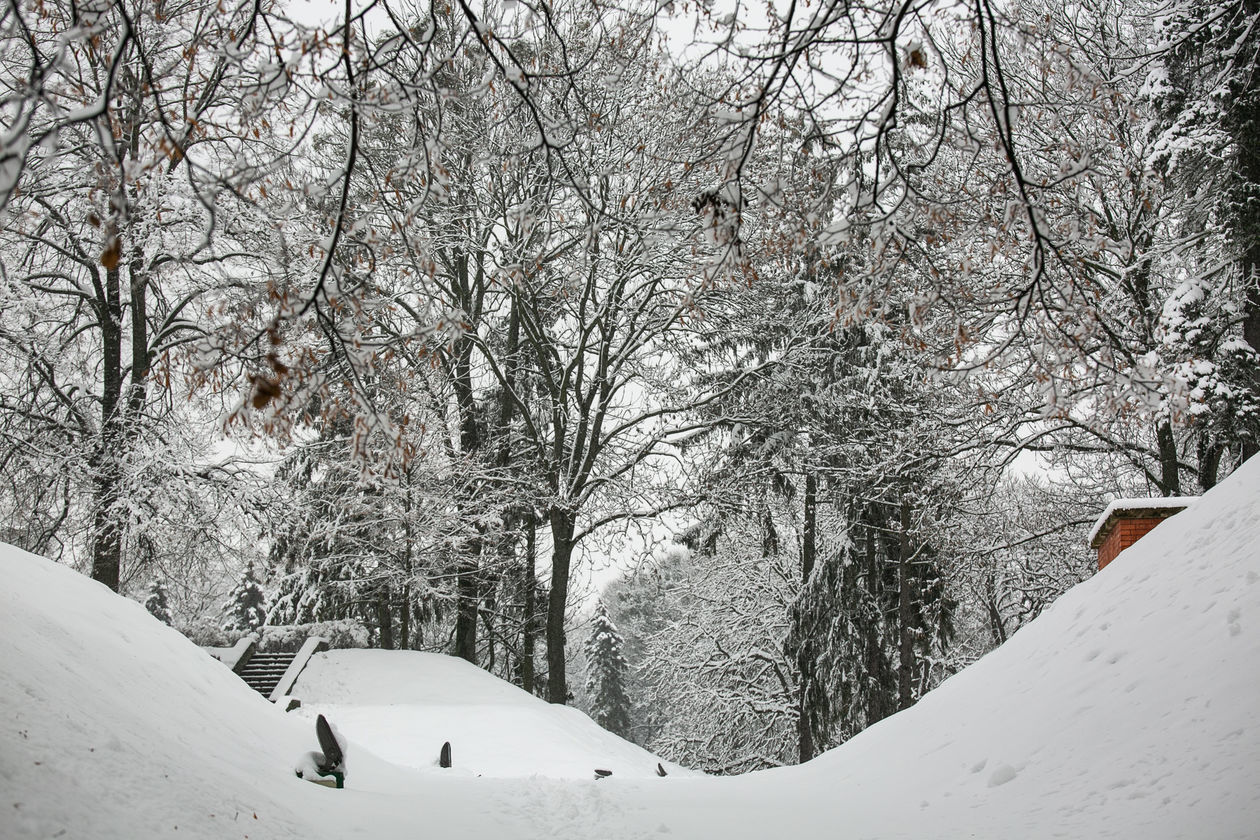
left=3, top=455, right=1259, bottom=839
left=739, top=459, right=1260, bottom=838
left=291, top=649, right=693, bottom=779
left=1, top=547, right=334, bottom=840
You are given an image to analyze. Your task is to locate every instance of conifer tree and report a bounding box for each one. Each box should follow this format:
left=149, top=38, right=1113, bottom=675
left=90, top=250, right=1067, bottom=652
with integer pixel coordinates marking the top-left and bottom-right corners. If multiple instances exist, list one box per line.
left=222, top=564, right=268, bottom=635
left=1149, top=0, right=1260, bottom=465
left=144, top=578, right=174, bottom=626
left=584, top=601, right=633, bottom=738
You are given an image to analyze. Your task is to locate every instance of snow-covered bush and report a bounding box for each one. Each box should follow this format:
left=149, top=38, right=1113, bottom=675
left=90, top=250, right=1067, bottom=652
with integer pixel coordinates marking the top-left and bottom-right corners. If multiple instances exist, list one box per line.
left=221, top=563, right=267, bottom=636
left=584, top=601, right=633, bottom=738
left=143, top=578, right=174, bottom=626
left=179, top=614, right=233, bottom=647
left=258, top=620, right=369, bottom=652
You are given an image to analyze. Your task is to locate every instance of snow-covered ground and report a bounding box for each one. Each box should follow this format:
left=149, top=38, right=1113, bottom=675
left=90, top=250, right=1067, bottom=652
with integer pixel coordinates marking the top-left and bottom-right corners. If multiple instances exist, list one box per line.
left=3, top=455, right=1259, bottom=839
left=290, top=649, right=694, bottom=779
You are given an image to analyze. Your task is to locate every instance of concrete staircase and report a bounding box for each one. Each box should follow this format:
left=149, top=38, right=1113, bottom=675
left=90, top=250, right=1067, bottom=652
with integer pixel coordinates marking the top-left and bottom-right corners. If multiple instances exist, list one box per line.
left=207, top=635, right=327, bottom=705
left=237, top=650, right=297, bottom=697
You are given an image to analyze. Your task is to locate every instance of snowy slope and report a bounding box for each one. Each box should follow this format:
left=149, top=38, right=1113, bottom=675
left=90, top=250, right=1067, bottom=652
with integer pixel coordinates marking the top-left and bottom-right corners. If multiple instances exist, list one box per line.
left=0, top=550, right=546, bottom=840
left=3, top=454, right=1259, bottom=840
left=605, top=454, right=1260, bottom=839
left=790, top=475, right=1259, bottom=838
left=292, top=650, right=693, bottom=779
left=0, top=548, right=338, bottom=840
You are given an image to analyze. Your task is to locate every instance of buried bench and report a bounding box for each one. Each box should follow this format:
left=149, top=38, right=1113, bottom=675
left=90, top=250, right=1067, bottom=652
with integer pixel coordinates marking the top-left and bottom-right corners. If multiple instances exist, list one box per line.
left=295, top=714, right=346, bottom=789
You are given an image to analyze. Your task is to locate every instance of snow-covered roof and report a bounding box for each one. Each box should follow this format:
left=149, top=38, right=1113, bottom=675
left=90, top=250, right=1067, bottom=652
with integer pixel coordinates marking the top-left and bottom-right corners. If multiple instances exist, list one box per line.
left=1088, top=496, right=1197, bottom=547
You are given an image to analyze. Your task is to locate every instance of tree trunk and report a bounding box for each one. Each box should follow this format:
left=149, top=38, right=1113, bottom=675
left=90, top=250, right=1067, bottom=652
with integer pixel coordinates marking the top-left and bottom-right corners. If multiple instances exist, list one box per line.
left=481, top=580, right=498, bottom=672
left=1242, top=245, right=1260, bottom=463
left=399, top=582, right=411, bottom=650
left=90, top=462, right=123, bottom=591
left=1156, top=420, right=1181, bottom=495
left=897, top=498, right=915, bottom=711
left=1237, top=51, right=1260, bottom=461
left=400, top=483, right=413, bottom=649
left=985, top=568, right=1008, bottom=646
left=762, top=507, right=779, bottom=556
left=796, top=471, right=818, bottom=763
left=90, top=119, right=151, bottom=593
left=377, top=596, right=394, bottom=649
left=454, top=538, right=480, bottom=663
left=452, top=338, right=482, bottom=663
left=863, top=514, right=890, bottom=726
left=403, top=473, right=418, bottom=649
left=90, top=259, right=125, bottom=591
left=521, top=513, right=537, bottom=695
left=1198, top=436, right=1223, bottom=491
left=546, top=507, right=576, bottom=704
left=127, top=255, right=150, bottom=416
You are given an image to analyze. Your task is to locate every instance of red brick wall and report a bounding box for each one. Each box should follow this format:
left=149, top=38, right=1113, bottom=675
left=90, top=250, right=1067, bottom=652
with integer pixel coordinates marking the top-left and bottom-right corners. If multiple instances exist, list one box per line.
left=1097, top=517, right=1166, bottom=570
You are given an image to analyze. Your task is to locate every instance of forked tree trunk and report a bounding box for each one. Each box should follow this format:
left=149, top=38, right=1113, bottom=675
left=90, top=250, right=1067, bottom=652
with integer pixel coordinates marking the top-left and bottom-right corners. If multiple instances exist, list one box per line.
left=92, top=118, right=150, bottom=593
left=91, top=258, right=125, bottom=591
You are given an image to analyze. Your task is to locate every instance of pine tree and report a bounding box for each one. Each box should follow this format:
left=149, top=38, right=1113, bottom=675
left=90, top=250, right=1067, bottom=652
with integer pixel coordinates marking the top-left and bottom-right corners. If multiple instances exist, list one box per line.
left=144, top=578, right=174, bottom=626
left=584, top=601, right=633, bottom=738
left=222, top=563, right=268, bottom=635
left=1149, top=0, right=1260, bottom=464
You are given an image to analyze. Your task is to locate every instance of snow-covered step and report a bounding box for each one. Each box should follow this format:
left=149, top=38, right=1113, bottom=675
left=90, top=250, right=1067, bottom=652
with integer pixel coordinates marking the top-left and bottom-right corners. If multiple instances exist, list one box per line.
left=236, top=649, right=315, bottom=697
left=238, top=650, right=298, bottom=697
left=230, top=637, right=329, bottom=702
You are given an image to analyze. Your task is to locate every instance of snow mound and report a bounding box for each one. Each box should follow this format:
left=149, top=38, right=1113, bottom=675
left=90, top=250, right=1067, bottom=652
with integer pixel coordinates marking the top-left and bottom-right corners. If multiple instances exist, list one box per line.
left=0, top=549, right=541, bottom=840
left=0, top=547, right=341, bottom=840
left=292, top=649, right=693, bottom=779
left=4, top=454, right=1259, bottom=839
left=768, top=455, right=1260, bottom=837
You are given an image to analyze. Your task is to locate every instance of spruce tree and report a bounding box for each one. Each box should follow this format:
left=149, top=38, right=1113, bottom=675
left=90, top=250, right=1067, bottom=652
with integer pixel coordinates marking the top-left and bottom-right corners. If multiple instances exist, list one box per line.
left=222, top=563, right=268, bottom=635
left=584, top=601, right=632, bottom=738
left=144, top=578, right=174, bottom=626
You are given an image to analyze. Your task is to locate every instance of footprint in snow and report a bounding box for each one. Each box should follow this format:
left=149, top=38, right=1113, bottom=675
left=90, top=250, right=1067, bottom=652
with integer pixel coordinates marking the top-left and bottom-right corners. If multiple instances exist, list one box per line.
left=987, top=765, right=1018, bottom=787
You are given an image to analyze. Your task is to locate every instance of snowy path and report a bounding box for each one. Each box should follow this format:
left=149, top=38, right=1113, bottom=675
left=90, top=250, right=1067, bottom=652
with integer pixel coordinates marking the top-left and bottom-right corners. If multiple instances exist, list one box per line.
left=288, top=649, right=695, bottom=780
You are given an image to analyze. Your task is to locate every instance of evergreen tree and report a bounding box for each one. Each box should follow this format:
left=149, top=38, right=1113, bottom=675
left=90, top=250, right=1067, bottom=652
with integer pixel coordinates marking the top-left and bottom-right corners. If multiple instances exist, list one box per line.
left=1149, top=0, right=1260, bottom=464
left=222, top=563, right=268, bottom=635
left=584, top=601, right=633, bottom=738
left=144, top=578, right=174, bottom=627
